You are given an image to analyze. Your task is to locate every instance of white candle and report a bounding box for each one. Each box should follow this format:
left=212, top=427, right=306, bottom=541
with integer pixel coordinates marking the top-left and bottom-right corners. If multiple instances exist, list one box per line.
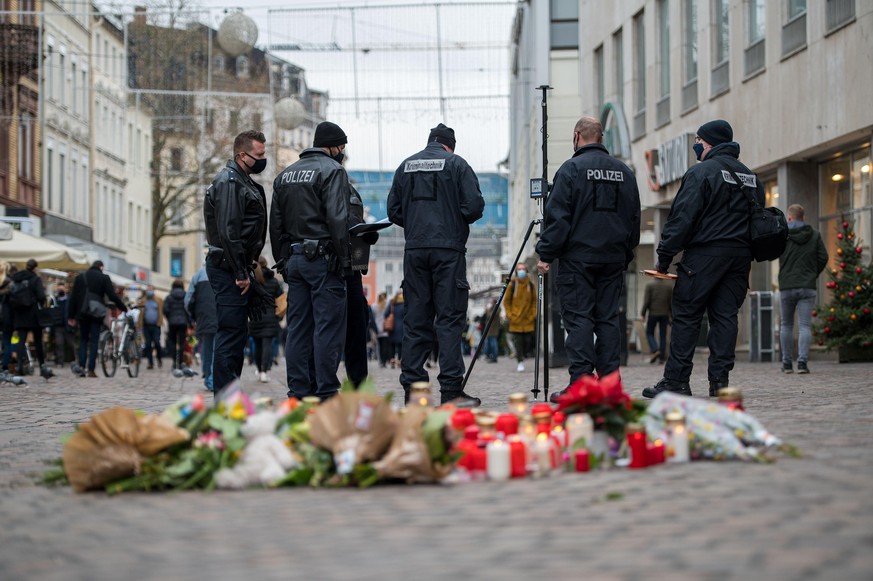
left=486, top=440, right=511, bottom=481
left=565, top=413, right=594, bottom=448
left=534, top=433, right=552, bottom=475
left=669, top=424, right=690, bottom=463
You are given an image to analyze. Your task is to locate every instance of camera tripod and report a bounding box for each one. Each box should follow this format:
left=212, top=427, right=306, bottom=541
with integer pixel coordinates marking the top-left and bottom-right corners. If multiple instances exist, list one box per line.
left=461, top=216, right=552, bottom=401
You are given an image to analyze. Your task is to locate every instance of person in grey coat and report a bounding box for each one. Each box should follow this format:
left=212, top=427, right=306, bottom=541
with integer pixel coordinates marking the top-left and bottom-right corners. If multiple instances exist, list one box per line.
left=186, top=266, right=218, bottom=391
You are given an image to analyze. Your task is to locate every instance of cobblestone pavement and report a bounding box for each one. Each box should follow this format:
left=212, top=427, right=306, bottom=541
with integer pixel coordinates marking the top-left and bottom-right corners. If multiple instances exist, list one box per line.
left=1, top=350, right=872, bottom=580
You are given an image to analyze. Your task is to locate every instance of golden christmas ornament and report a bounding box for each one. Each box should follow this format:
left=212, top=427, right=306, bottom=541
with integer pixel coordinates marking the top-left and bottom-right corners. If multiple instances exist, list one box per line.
left=837, top=248, right=843, bottom=255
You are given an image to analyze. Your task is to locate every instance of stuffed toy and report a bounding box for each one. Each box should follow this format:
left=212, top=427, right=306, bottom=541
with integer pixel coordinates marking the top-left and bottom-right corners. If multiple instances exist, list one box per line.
left=215, top=410, right=298, bottom=489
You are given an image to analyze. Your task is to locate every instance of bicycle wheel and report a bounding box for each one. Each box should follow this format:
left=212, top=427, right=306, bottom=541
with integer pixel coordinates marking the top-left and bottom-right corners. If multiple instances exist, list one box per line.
left=125, top=333, right=141, bottom=378
left=99, top=331, right=118, bottom=377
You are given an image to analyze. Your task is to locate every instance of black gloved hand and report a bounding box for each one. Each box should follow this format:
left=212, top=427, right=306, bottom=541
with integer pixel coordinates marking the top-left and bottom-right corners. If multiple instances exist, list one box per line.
left=361, top=232, right=379, bottom=245
left=272, top=257, right=287, bottom=276
left=246, top=277, right=275, bottom=322
left=655, top=258, right=671, bottom=274
left=341, top=258, right=354, bottom=278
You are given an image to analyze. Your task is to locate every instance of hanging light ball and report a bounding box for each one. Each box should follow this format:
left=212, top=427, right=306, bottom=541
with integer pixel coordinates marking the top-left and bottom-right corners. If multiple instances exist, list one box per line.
left=217, top=12, right=259, bottom=57
left=274, top=97, right=307, bottom=130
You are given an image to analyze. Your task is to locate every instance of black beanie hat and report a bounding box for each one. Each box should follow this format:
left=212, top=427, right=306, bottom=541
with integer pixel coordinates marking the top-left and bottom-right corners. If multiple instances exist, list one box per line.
left=428, top=123, right=456, bottom=150
left=697, top=119, right=733, bottom=146
left=313, top=121, right=347, bottom=148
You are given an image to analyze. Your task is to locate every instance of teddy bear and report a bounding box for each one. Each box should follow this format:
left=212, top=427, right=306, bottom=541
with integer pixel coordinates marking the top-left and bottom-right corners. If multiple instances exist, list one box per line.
left=214, top=410, right=298, bottom=489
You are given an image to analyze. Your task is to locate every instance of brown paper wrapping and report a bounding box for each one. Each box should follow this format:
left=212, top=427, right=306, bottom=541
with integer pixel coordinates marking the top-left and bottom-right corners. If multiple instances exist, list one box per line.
left=373, top=407, right=451, bottom=484
left=62, top=407, right=189, bottom=492
left=308, top=393, right=398, bottom=463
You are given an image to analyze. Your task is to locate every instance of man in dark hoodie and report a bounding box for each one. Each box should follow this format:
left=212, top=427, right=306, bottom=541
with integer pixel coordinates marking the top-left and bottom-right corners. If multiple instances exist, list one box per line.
left=643, top=119, right=765, bottom=399
left=163, top=279, right=190, bottom=371
left=778, top=204, right=828, bottom=374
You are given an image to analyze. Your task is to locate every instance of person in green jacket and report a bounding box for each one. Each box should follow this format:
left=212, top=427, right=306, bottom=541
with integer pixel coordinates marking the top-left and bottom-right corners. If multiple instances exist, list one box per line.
left=778, top=204, right=829, bottom=374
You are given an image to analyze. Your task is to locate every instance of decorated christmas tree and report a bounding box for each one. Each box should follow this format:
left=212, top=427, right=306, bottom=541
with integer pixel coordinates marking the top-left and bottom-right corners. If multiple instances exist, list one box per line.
left=812, top=219, right=873, bottom=351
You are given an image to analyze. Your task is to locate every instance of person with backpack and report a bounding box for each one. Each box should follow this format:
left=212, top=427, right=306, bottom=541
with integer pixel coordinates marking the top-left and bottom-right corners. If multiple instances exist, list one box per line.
left=9, top=259, right=52, bottom=379
left=0, top=263, right=18, bottom=373
left=69, top=260, right=127, bottom=377
left=643, top=120, right=765, bottom=399
left=163, top=279, right=190, bottom=371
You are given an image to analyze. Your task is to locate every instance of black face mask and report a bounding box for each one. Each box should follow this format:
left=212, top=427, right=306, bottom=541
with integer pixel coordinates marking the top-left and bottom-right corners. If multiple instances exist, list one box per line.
left=241, top=152, right=267, bottom=174
left=332, top=152, right=345, bottom=164
left=57, top=291, right=66, bottom=297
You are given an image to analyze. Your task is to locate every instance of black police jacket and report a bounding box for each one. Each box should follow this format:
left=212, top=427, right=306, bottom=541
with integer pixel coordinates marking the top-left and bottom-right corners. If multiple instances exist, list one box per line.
left=204, top=160, right=268, bottom=281
left=270, top=148, right=351, bottom=264
left=657, top=142, right=765, bottom=263
left=536, top=143, right=641, bottom=265
left=387, top=142, right=484, bottom=252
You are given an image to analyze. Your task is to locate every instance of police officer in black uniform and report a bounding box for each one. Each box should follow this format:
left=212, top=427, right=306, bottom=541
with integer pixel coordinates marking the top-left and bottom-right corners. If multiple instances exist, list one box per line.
left=535, top=116, right=640, bottom=401
left=387, top=123, right=485, bottom=406
left=270, top=121, right=351, bottom=401
left=642, top=119, right=764, bottom=399
left=203, top=130, right=268, bottom=398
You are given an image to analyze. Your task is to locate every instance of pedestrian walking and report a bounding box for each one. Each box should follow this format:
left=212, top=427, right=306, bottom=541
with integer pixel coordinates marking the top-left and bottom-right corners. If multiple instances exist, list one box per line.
left=248, top=257, right=283, bottom=384
left=384, top=291, right=405, bottom=368
left=138, top=285, right=164, bottom=369
left=387, top=123, right=485, bottom=406
left=643, top=119, right=765, bottom=399
left=270, top=121, right=351, bottom=401
left=51, top=282, right=74, bottom=367
left=504, top=262, right=537, bottom=372
left=69, top=260, right=127, bottom=378
left=185, top=266, right=218, bottom=390
left=163, top=279, right=190, bottom=371
left=0, top=262, right=14, bottom=372
left=374, top=291, right=391, bottom=368
left=778, top=204, right=829, bottom=374
left=9, top=259, right=52, bottom=378
left=535, top=116, right=641, bottom=402
left=641, top=278, right=672, bottom=364
left=204, top=129, right=269, bottom=398
left=481, top=299, right=501, bottom=363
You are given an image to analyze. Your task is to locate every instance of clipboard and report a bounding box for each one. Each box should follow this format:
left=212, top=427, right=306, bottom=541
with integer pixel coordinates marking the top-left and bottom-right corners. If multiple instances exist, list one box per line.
left=349, top=217, right=393, bottom=237
left=640, top=269, right=678, bottom=281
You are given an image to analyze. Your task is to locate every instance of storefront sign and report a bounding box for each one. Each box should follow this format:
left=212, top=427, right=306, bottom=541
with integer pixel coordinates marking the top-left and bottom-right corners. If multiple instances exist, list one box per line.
left=645, top=133, right=694, bottom=191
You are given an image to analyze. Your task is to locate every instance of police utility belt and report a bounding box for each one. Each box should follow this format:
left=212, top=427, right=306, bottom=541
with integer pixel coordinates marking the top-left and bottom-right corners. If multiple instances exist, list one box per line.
left=289, top=239, right=340, bottom=271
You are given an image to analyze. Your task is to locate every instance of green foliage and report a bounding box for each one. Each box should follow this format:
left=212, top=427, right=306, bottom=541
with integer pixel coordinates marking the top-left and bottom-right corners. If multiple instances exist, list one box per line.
left=813, top=220, right=873, bottom=350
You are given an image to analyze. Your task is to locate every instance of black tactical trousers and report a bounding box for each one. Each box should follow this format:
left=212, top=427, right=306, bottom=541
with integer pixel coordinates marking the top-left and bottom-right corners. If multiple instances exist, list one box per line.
left=556, top=260, right=625, bottom=383
left=400, top=248, right=469, bottom=394
left=664, top=253, right=751, bottom=383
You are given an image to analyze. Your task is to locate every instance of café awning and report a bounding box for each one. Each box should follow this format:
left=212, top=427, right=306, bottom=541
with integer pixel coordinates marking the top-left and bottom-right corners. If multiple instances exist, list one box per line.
left=0, top=224, right=91, bottom=271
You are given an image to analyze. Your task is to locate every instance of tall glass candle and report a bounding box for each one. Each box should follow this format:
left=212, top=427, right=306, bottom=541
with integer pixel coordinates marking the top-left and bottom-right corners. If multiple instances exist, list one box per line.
left=565, top=413, right=594, bottom=448
left=508, top=393, right=528, bottom=416
left=508, top=436, right=527, bottom=478
left=534, top=432, right=552, bottom=475
left=486, top=439, right=511, bottom=481
left=574, top=448, right=590, bottom=472
left=410, top=381, right=431, bottom=407
left=626, top=423, right=648, bottom=469
left=665, top=412, right=689, bottom=463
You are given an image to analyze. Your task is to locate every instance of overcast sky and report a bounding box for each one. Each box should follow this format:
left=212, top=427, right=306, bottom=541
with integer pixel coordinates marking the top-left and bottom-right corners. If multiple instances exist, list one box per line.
left=107, top=0, right=515, bottom=173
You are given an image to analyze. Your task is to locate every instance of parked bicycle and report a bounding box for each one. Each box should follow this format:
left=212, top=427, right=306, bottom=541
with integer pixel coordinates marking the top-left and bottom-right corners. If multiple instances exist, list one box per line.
left=99, top=305, right=141, bottom=378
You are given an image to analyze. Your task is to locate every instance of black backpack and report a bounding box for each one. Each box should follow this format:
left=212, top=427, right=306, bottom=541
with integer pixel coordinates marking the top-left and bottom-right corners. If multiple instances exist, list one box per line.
left=9, top=279, right=35, bottom=308
left=717, top=161, right=788, bottom=262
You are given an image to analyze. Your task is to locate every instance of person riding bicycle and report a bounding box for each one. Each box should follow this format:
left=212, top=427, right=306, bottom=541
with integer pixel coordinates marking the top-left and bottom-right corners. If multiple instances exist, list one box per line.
left=68, top=260, right=127, bottom=378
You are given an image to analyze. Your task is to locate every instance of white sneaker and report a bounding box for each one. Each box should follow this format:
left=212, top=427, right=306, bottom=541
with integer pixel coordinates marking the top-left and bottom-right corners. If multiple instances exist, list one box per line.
left=259, top=372, right=268, bottom=383
left=517, top=361, right=525, bottom=372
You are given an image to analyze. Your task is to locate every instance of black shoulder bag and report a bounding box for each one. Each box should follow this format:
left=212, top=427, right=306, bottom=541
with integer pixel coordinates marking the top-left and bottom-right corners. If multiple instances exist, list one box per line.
left=716, top=160, right=788, bottom=262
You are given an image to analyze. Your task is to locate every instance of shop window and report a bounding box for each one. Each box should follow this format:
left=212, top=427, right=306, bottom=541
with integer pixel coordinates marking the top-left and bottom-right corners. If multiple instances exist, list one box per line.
left=820, top=147, right=873, bottom=265
left=170, top=249, right=185, bottom=278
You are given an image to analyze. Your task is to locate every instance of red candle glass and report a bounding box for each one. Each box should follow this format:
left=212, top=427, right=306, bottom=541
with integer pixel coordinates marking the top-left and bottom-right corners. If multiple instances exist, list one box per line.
left=452, top=409, right=477, bottom=431
left=471, top=447, right=487, bottom=473
left=508, top=437, right=527, bottom=478
left=574, top=448, right=590, bottom=472
left=626, top=423, right=648, bottom=469
left=495, top=413, right=519, bottom=437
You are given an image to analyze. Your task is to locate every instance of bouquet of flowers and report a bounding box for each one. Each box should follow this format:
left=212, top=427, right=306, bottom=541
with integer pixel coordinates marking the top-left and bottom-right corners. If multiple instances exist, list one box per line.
left=552, top=371, right=647, bottom=441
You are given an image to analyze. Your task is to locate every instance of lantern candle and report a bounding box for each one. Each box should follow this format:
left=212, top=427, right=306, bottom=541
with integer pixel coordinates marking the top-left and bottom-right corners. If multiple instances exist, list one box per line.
left=717, top=387, right=744, bottom=412
left=574, top=448, right=590, bottom=472
left=410, top=381, right=431, bottom=407
left=486, top=439, right=511, bottom=481
left=475, top=413, right=497, bottom=440
left=565, top=413, right=594, bottom=448
left=665, top=412, right=689, bottom=463
left=626, top=423, right=648, bottom=469
left=508, top=392, right=528, bottom=416
left=519, top=415, right=537, bottom=444
left=550, top=425, right=568, bottom=450
left=495, top=413, right=519, bottom=438
left=508, top=436, right=527, bottom=478
left=534, top=432, right=552, bottom=475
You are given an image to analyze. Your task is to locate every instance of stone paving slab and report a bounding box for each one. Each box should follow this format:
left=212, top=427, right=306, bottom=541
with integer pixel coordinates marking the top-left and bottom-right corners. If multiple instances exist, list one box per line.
left=0, top=353, right=871, bottom=580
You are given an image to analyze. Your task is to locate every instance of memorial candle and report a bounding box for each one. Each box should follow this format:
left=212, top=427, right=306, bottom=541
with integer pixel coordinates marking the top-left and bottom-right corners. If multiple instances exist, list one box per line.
left=486, top=439, right=510, bottom=481
left=626, top=423, right=648, bottom=469
left=565, top=413, right=594, bottom=448
left=665, top=412, right=689, bottom=463
left=495, top=413, right=519, bottom=438
left=574, top=448, right=590, bottom=472
left=534, top=432, right=552, bottom=474
left=508, top=393, right=528, bottom=416
left=410, top=382, right=431, bottom=407
left=508, top=436, right=527, bottom=478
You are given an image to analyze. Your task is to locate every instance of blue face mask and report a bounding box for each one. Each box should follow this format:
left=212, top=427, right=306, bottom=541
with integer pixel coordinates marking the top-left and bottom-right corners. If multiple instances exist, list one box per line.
left=517, top=270, right=527, bottom=279
left=146, top=290, right=155, bottom=298
left=693, top=143, right=705, bottom=161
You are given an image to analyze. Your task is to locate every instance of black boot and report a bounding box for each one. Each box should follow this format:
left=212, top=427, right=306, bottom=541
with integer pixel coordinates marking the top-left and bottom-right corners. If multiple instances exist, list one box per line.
left=40, top=364, right=55, bottom=380
left=440, top=390, right=481, bottom=408
left=709, top=379, right=729, bottom=397
left=642, top=377, right=692, bottom=399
